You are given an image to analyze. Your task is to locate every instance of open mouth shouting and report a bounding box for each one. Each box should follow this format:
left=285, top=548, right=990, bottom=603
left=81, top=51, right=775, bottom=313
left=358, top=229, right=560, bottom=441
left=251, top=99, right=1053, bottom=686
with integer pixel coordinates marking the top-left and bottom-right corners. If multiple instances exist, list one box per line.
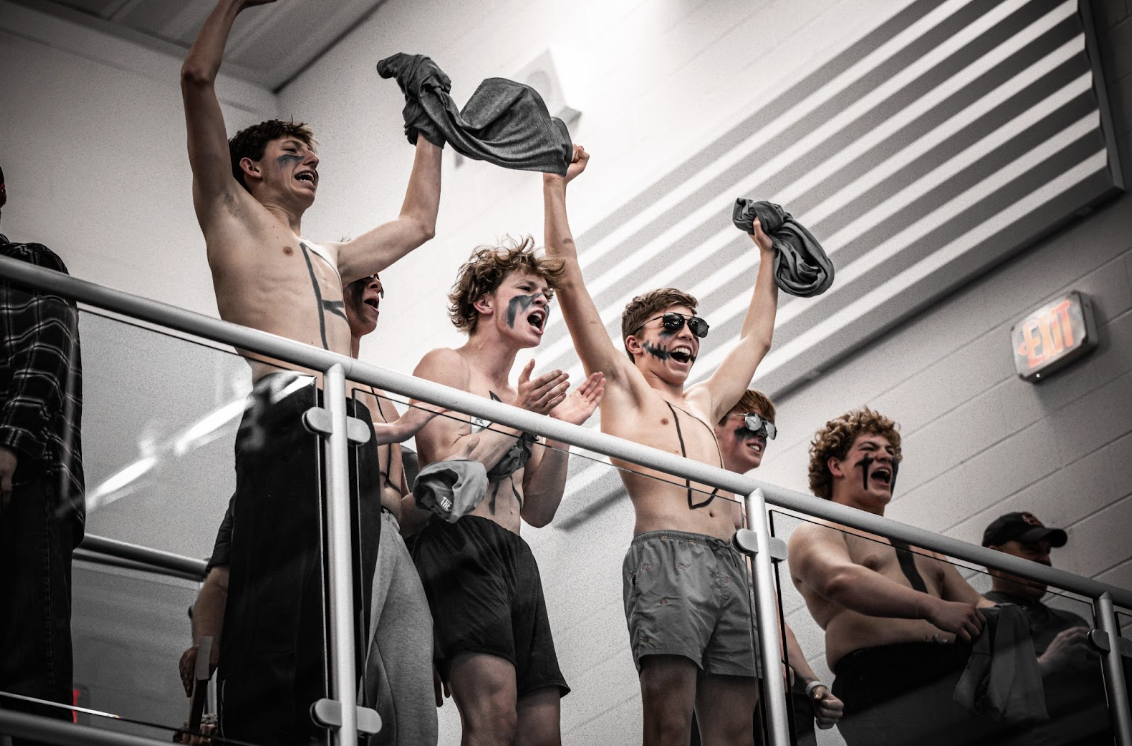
left=669, top=344, right=695, bottom=365
left=295, top=169, right=318, bottom=190
left=527, top=308, right=547, bottom=334
left=871, top=464, right=893, bottom=487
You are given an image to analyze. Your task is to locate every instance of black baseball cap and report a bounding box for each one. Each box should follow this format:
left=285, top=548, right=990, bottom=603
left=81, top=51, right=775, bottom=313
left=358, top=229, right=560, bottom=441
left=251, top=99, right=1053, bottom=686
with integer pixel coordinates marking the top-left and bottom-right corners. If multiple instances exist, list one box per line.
left=982, top=511, right=1067, bottom=548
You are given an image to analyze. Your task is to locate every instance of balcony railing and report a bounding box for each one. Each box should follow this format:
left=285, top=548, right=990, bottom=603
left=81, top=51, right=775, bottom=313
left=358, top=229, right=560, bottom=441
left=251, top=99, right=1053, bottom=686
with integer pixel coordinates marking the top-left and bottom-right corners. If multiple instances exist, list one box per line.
left=1, top=254, right=1129, bottom=746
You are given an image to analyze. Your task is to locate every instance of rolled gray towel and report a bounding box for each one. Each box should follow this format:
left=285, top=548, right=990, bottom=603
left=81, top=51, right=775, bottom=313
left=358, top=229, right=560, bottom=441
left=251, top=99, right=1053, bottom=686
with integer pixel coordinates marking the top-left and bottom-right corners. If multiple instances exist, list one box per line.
left=378, top=52, right=574, bottom=176
left=412, top=459, right=489, bottom=523
left=733, top=199, right=834, bottom=297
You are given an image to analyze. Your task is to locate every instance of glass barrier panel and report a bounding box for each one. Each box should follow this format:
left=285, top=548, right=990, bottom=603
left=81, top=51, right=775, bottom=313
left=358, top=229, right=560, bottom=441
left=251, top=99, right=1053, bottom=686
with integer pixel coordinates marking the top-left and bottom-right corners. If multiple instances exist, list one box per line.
left=769, top=508, right=1114, bottom=746
left=341, top=387, right=770, bottom=746
left=13, top=308, right=331, bottom=745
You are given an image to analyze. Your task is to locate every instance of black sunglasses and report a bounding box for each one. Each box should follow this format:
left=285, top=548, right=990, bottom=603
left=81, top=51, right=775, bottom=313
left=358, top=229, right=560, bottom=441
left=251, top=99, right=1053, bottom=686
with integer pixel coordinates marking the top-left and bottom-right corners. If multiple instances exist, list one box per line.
left=739, top=412, right=777, bottom=440
left=632, top=312, right=710, bottom=339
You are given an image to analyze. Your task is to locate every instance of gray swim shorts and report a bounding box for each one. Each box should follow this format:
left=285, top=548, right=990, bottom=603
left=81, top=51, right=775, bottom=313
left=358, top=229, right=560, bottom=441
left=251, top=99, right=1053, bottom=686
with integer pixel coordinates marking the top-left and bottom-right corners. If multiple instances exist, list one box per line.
left=622, top=530, right=760, bottom=677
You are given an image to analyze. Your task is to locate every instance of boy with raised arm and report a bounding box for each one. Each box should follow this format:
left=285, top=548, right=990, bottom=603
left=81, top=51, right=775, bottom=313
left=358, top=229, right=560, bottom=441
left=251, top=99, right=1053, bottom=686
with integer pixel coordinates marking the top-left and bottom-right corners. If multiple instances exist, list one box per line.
left=181, top=1, right=441, bottom=742
left=407, top=239, right=603, bottom=746
left=543, top=147, right=780, bottom=746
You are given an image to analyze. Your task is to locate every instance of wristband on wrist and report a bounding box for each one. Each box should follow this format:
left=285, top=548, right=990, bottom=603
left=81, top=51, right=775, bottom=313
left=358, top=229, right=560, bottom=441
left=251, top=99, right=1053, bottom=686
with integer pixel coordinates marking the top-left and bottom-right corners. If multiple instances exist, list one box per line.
left=804, top=680, right=828, bottom=697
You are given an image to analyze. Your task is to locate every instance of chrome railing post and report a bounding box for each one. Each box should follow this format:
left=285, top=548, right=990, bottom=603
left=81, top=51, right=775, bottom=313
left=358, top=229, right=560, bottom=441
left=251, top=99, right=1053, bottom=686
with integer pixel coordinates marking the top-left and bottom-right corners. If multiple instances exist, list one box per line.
left=321, top=363, right=358, bottom=745
left=1095, top=593, right=1132, bottom=746
left=743, top=488, right=791, bottom=746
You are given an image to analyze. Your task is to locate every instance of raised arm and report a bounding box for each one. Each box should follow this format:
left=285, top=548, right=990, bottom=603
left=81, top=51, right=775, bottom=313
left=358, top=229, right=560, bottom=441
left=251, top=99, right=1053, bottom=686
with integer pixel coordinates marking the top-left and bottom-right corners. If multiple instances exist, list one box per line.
left=181, top=0, right=269, bottom=226
left=335, top=137, right=442, bottom=283
left=543, top=148, right=637, bottom=392
left=698, top=227, right=779, bottom=422
left=789, top=525, right=986, bottom=641
left=520, top=372, right=604, bottom=527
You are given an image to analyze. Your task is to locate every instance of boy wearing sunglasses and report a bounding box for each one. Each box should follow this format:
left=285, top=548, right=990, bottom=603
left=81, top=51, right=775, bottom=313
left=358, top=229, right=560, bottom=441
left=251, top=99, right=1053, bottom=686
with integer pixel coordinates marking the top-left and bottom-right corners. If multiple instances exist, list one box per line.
left=544, top=147, right=780, bottom=746
left=711, top=392, right=844, bottom=745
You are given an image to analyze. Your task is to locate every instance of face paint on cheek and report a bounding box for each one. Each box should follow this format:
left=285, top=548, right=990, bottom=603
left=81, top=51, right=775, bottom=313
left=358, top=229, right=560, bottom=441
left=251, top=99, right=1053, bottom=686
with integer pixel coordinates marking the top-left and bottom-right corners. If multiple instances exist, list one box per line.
left=505, top=293, right=542, bottom=328
left=889, top=459, right=899, bottom=493
left=642, top=341, right=671, bottom=361
left=276, top=154, right=303, bottom=167
left=857, top=455, right=875, bottom=491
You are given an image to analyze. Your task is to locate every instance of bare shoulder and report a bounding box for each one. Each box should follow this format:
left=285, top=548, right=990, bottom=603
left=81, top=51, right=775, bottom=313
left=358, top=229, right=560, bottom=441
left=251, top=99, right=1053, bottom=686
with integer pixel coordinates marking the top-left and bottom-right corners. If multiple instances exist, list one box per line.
left=789, top=519, right=846, bottom=554
left=413, top=348, right=470, bottom=388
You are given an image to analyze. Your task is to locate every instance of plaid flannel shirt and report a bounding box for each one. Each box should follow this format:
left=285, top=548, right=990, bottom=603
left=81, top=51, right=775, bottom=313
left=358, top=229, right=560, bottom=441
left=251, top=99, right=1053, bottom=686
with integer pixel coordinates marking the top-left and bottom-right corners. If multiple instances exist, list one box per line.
left=0, top=235, right=84, bottom=541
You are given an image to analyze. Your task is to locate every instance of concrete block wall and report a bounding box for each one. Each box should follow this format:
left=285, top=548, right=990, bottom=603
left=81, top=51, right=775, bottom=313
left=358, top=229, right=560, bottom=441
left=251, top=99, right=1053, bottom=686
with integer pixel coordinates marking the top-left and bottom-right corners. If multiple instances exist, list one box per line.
left=0, top=0, right=278, bottom=316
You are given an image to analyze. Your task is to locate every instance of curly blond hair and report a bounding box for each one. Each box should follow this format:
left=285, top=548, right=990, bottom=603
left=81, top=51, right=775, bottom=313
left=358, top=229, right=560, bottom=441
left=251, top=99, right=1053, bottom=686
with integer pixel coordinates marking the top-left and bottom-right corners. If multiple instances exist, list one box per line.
left=621, top=288, right=698, bottom=359
left=808, top=407, right=901, bottom=500
left=447, top=236, right=565, bottom=335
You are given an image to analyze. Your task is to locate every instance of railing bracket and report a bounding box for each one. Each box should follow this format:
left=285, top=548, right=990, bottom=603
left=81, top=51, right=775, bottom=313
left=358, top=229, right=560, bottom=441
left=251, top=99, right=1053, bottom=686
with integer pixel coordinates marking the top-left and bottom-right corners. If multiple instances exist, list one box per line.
left=303, top=406, right=371, bottom=445
left=1090, top=629, right=1132, bottom=658
left=311, top=699, right=381, bottom=735
left=733, top=529, right=788, bottom=562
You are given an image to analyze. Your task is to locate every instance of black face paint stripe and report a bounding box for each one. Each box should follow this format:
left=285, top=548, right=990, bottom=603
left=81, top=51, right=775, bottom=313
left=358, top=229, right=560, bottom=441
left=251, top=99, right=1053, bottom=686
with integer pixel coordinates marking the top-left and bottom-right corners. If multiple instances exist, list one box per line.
left=276, top=153, right=303, bottom=166
left=506, top=293, right=542, bottom=328
left=643, top=341, right=671, bottom=360
left=299, top=241, right=331, bottom=350
left=858, top=454, right=875, bottom=491
left=890, top=458, right=899, bottom=493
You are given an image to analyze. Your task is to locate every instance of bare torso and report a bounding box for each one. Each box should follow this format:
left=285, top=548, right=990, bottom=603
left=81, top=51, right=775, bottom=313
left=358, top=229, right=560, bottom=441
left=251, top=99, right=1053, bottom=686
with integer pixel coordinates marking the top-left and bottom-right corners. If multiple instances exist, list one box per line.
left=207, top=212, right=349, bottom=380
left=416, top=350, right=532, bottom=536
left=793, top=523, right=957, bottom=668
left=603, top=388, right=737, bottom=541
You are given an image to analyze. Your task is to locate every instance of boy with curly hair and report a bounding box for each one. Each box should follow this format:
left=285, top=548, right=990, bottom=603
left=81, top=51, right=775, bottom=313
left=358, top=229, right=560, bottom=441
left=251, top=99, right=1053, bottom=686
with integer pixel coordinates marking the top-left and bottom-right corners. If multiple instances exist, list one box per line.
left=406, top=237, right=604, bottom=746
left=788, top=407, right=996, bottom=746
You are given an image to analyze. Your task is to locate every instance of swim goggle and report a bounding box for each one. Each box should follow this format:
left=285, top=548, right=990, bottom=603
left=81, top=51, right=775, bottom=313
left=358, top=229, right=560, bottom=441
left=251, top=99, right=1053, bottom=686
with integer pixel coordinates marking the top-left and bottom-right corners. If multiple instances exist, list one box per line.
left=740, top=412, right=777, bottom=440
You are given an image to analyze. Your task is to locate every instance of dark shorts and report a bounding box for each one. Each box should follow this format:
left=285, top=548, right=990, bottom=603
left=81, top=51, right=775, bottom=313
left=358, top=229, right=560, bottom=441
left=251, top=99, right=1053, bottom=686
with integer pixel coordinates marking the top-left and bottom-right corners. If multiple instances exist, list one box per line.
left=622, top=530, right=759, bottom=677
left=413, top=516, right=569, bottom=699
left=833, top=641, right=1008, bottom=746
left=218, top=374, right=382, bottom=745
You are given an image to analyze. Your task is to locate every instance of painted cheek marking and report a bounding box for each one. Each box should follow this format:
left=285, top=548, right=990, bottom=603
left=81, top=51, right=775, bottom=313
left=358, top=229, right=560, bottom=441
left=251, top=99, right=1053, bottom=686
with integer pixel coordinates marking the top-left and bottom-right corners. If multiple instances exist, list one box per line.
left=506, top=293, right=542, bottom=328
left=642, top=341, right=672, bottom=361
left=857, top=455, right=875, bottom=491
left=276, top=154, right=304, bottom=166
left=890, top=459, right=899, bottom=493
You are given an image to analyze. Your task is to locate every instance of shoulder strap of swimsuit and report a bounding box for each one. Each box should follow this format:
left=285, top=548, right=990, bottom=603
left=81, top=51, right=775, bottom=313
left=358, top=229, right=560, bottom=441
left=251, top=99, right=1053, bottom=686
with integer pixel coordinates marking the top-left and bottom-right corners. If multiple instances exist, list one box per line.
left=663, top=400, right=720, bottom=510
left=890, top=538, right=929, bottom=593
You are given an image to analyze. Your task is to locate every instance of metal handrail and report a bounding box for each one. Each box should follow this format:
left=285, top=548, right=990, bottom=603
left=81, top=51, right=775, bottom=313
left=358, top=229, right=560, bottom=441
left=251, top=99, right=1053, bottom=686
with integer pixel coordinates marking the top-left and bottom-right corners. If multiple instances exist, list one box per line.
left=0, top=709, right=175, bottom=746
left=2, top=255, right=1130, bottom=608
left=78, top=534, right=209, bottom=581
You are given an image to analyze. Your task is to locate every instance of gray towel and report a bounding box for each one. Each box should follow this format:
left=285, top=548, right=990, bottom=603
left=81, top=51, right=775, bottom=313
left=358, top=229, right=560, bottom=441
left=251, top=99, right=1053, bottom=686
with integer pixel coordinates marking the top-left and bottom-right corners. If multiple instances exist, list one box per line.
left=378, top=53, right=574, bottom=176
left=732, top=199, right=835, bottom=297
left=953, top=604, right=1048, bottom=725
left=412, top=459, right=489, bottom=523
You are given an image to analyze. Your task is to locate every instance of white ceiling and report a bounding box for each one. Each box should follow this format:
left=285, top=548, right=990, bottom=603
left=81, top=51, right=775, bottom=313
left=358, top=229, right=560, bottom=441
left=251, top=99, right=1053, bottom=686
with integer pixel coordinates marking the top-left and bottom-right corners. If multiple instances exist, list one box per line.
left=10, top=0, right=389, bottom=91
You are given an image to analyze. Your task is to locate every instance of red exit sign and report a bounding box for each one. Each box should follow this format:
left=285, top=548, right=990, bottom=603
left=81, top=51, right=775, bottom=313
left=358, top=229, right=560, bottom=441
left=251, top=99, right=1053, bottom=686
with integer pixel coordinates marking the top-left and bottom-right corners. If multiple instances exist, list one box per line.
left=1011, top=291, right=1097, bottom=382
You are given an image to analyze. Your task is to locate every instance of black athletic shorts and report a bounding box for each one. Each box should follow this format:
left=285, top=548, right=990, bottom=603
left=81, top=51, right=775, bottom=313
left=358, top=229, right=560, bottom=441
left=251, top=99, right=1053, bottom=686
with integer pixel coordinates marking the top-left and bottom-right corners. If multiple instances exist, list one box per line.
left=413, top=515, right=569, bottom=699
left=833, top=641, right=1014, bottom=746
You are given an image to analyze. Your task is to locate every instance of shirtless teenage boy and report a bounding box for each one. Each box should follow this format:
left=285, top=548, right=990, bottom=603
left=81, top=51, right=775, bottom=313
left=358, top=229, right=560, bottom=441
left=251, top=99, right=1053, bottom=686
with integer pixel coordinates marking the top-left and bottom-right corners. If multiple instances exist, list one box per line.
left=176, top=274, right=440, bottom=746
left=408, top=239, right=604, bottom=746
left=543, top=147, right=780, bottom=746
left=181, top=1, right=441, bottom=742
left=712, top=391, right=843, bottom=744
left=787, top=408, right=994, bottom=746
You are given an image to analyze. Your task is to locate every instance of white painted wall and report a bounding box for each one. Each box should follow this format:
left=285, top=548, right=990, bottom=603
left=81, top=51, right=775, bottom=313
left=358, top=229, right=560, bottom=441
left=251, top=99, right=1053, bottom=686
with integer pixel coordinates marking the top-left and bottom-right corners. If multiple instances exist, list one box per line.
left=3, top=0, right=1130, bottom=742
left=278, top=0, right=904, bottom=376
left=0, top=0, right=277, bottom=316
left=278, top=0, right=1132, bottom=742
